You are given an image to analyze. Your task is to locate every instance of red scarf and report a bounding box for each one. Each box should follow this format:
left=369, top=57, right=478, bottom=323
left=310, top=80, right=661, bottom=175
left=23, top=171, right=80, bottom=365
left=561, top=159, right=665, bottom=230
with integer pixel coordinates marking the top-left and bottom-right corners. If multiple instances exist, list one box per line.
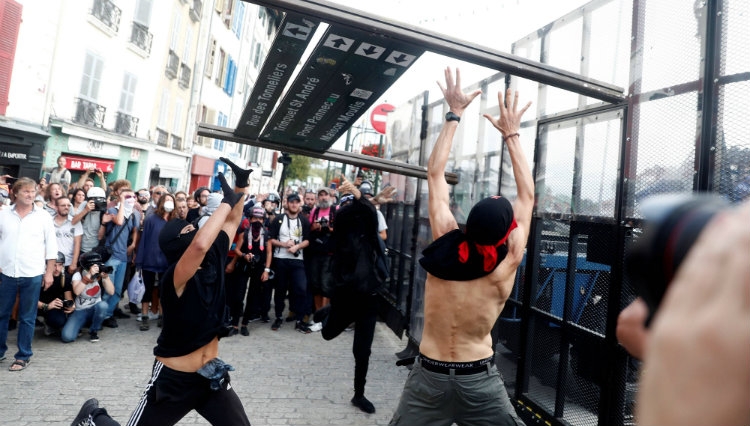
left=458, top=218, right=518, bottom=272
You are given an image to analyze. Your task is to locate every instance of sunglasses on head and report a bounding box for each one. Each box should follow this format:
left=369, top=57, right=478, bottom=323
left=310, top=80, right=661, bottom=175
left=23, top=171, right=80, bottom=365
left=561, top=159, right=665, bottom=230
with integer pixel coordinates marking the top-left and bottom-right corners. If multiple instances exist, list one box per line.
left=124, top=195, right=135, bottom=199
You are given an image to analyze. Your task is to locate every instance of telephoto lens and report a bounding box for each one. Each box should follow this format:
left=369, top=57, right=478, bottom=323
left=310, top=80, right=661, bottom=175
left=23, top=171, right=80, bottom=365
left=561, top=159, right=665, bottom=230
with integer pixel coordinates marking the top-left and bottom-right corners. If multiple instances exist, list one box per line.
left=625, top=193, right=728, bottom=324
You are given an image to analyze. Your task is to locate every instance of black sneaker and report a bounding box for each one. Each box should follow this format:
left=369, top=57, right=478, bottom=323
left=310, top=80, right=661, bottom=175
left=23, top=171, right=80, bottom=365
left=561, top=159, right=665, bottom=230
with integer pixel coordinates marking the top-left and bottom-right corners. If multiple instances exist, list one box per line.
left=271, top=318, right=283, bottom=331
left=71, top=398, right=99, bottom=426
left=240, top=326, right=249, bottom=336
left=228, top=327, right=239, bottom=337
left=351, top=395, right=376, bottom=414
left=89, top=331, right=100, bottom=343
left=295, top=321, right=312, bottom=334
left=102, top=318, right=118, bottom=328
left=113, top=308, right=131, bottom=319
left=313, top=305, right=331, bottom=324
left=139, top=318, right=149, bottom=331
left=128, top=302, right=141, bottom=314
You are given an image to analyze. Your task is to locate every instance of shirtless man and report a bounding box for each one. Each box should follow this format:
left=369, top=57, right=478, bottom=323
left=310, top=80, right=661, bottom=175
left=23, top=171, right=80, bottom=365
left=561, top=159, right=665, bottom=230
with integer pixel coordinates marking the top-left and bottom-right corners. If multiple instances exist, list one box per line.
left=389, top=68, right=532, bottom=426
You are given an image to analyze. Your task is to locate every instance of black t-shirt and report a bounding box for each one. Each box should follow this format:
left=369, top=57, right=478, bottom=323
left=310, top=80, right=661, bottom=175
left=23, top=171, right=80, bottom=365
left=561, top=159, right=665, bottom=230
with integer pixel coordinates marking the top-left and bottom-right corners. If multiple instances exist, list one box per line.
left=39, top=274, right=73, bottom=304
left=154, top=231, right=230, bottom=358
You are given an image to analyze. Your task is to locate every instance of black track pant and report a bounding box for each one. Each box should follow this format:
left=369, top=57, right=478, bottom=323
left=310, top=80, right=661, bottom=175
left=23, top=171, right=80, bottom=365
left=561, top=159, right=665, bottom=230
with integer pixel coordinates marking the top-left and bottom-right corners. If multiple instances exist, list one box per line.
left=321, top=287, right=378, bottom=396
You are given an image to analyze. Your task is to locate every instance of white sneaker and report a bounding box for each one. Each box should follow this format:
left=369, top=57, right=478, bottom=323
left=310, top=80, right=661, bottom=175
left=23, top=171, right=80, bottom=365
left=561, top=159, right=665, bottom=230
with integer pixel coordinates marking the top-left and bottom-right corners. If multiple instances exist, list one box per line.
left=136, top=313, right=142, bottom=321
left=309, top=322, right=323, bottom=332
left=148, top=312, right=160, bottom=320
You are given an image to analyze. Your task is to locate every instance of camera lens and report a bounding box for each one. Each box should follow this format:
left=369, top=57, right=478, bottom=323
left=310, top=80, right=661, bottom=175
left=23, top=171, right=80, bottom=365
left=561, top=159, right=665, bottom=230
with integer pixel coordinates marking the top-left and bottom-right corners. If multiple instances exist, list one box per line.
left=625, top=194, right=727, bottom=322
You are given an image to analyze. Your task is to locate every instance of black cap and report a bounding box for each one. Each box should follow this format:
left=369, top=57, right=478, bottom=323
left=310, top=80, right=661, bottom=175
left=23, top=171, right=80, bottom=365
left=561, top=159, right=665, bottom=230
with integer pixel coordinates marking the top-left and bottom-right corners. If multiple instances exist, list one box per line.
left=56, top=252, right=66, bottom=264
left=287, top=193, right=301, bottom=203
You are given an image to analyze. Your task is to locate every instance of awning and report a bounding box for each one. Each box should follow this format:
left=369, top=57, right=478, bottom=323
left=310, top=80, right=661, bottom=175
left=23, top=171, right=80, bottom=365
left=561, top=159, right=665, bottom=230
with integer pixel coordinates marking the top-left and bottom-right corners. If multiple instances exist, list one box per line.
left=64, top=155, right=115, bottom=173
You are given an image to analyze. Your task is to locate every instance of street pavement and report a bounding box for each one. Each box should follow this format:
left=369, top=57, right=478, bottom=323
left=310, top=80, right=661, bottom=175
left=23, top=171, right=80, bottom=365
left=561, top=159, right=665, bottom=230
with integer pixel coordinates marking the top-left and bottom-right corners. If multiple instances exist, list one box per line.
left=0, top=303, right=410, bottom=426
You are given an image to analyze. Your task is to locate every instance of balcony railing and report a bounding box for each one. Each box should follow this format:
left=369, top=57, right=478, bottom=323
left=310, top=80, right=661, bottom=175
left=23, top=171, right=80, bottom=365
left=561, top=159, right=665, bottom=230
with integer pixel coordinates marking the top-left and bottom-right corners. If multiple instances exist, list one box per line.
left=189, top=0, right=202, bottom=22
left=166, top=50, right=179, bottom=79
left=155, top=128, right=169, bottom=147
left=130, top=22, right=153, bottom=54
left=91, top=0, right=121, bottom=32
left=170, top=134, right=182, bottom=151
left=114, top=112, right=139, bottom=137
left=178, top=63, right=191, bottom=89
left=73, top=98, right=106, bottom=128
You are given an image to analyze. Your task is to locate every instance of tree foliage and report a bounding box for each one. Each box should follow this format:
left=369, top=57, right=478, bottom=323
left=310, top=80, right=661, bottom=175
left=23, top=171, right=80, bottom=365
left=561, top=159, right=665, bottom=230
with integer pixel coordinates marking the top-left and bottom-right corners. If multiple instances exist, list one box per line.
left=284, top=154, right=313, bottom=182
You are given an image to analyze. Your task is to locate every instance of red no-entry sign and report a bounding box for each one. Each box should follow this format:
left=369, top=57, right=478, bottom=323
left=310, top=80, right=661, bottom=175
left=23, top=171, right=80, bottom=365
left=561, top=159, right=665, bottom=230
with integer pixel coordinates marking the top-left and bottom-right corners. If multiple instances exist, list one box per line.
left=370, top=103, right=394, bottom=134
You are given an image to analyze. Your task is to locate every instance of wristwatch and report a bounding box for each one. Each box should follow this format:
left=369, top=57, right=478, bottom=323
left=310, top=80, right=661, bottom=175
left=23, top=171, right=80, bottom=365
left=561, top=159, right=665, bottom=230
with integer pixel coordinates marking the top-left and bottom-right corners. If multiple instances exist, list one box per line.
left=445, top=111, right=461, bottom=122
left=264, top=267, right=271, bottom=272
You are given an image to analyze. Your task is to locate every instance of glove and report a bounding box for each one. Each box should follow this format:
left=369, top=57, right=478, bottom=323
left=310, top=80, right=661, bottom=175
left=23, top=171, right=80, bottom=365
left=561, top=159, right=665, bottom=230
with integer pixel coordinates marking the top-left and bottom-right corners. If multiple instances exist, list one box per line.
left=217, top=173, right=244, bottom=208
left=220, top=157, right=253, bottom=189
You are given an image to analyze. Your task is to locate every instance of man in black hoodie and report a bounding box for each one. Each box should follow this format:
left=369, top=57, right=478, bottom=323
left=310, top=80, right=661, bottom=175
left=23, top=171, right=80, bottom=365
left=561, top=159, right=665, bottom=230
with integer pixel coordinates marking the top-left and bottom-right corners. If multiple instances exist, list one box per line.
left=314, top=176, right=385, bottom=414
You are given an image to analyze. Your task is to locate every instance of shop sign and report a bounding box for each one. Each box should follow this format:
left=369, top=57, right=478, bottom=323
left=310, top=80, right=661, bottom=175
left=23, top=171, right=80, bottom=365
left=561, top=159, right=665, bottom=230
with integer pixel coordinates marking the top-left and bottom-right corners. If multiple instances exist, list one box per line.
left=64, top=155, right=115, bottom=173
left=0, top=150, right=28, bottom=160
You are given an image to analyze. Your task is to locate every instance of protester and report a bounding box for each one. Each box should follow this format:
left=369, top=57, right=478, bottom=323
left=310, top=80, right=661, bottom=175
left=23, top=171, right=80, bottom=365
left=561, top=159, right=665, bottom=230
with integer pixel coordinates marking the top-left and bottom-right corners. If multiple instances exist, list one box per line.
left=70, top=163, right=252, bottom=426
left=389, top=68, right=532, bottom=425
left=186, top=186, right=209, bottom=223
left=233, top=206, right=272, bottom=335
left=0, top=177, right=58, bottom=371
left=313, top=176, right=384, bottom=413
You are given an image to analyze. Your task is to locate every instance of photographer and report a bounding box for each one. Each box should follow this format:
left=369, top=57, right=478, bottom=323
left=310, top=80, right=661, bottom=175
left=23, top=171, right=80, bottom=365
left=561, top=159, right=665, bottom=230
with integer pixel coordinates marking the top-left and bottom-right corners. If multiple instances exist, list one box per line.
left=306, top=187, right=337, bottom=314
left=61, top=252, right=115, bottom=343
left=617, top=199, right=750, bottom=426
left=267, top=192, right=311, bottom=332
left=232, top=206, right=272, bottom=335
left=74, top=187, right=108, bottom=254
left=38, top=252, right=75, bottom=337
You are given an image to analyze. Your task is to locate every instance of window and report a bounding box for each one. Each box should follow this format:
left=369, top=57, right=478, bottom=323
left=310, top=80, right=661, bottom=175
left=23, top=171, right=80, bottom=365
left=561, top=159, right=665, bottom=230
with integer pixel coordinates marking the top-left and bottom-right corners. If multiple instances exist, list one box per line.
left=223, top=56, right=237, bottom=96
left=182, top=28, right=192, bottom=63
left=119, top=72, right=137, bottom=112
left=170, top=11, right=181, bottom=51
left=204, top=38, right=216, bottom=77
left=213, top=112, right=227, bottom=151
left=215, top=48, right=226, bottom=87
left=134, top=0, right=152, bottom=26
left=253, top=41, right=261, bottom=68
left=80, top=52, right=104, bottom=100
left=231, top=1, right=244, bottom=38
left=157, top=89, right=169, bottom=129
left=172, top=99, right=183, bottom=136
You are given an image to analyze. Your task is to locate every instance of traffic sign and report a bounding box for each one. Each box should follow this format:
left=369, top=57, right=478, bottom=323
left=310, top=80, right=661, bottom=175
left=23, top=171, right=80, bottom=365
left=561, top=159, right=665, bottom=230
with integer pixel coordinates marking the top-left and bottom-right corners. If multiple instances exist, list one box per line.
left=370, top=103, right=394, bottom=134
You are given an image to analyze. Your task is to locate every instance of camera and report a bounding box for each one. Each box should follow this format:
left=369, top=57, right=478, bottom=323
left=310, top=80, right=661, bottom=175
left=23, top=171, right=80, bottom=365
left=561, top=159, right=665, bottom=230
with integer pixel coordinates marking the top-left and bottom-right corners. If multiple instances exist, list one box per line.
left=625, top=194, right=728, bottom=323
left=317, top=217, right=329, bottom=230
left=88, top=196, right=108, bottom=212
left=62, top=299, right=74, bottom=309
left=100, top=265, right=114, bottom=274
left=292, top=239, right=300, bottom=257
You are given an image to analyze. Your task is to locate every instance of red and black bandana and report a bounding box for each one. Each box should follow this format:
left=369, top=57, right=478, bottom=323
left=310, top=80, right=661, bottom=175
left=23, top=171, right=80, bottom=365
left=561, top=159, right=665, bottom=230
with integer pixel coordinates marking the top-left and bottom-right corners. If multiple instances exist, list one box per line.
left=419, top=196, right=517, bottom=281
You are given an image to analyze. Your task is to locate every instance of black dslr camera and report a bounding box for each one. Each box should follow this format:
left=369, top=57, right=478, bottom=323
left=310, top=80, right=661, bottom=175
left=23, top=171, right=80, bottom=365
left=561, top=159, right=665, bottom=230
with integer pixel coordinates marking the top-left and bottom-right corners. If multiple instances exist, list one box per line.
left=317, top=217, right=329, bottom=231
left=625, top=194, right=728, bottom=323
left=89, top=197, right=108, bottom=212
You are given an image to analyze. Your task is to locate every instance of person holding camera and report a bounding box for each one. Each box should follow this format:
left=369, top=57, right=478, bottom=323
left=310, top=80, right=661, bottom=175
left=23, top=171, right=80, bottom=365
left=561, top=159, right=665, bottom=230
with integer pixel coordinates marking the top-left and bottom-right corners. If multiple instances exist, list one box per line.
left=61, top=251, right=115, bottom=343
left=38, top=252, right=75, bottom=337
left=231, top=206, right=272, bottom=335
left=306, top=187, right=337, bottom=315
left=74, top=187, right=108, bottom=255
left=267, top=192, right=311, bottom=333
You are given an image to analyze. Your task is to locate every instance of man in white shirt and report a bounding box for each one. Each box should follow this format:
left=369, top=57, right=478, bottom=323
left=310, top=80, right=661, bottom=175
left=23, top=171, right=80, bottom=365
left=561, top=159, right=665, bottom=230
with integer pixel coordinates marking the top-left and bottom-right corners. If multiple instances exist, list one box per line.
left=0, top=177, right=58, bottom=372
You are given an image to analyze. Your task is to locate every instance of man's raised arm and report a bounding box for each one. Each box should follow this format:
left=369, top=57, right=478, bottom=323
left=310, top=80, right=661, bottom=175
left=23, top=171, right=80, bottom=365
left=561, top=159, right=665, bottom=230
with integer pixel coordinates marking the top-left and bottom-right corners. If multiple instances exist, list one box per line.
left=428, top=68, right=481, bottom=240
left=483, top=89, right=533, bottom=260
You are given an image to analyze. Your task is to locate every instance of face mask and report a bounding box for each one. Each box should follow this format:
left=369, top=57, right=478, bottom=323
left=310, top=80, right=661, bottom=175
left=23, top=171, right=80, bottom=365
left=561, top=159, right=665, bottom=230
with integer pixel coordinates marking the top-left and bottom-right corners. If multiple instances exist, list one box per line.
left=124, top=198, right=136, bottom=208
left=163, top=201, right=175, bottom=212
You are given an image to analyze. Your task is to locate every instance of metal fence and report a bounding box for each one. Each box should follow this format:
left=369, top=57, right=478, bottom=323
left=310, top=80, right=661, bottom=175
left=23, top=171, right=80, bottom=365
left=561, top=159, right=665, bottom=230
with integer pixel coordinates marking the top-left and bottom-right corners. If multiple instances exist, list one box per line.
left=377, top=0, right=749, bottom=425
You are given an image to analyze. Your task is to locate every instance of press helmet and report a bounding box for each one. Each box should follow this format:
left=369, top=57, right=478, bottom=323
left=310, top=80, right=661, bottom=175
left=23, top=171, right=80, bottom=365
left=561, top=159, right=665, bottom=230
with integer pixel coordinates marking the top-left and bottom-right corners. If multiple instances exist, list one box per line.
left=79, top=251, right=103, bottom=270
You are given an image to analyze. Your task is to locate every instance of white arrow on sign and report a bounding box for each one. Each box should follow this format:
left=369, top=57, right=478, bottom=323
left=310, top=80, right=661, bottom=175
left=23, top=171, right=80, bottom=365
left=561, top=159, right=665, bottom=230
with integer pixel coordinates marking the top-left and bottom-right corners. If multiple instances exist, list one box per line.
left=355, top=43, right=385, bottom=59
left=283, top=23, right=312, bottom=40
left=324, top=34, right=354, bottom=51
left=385, top=51, right=417, bottom=67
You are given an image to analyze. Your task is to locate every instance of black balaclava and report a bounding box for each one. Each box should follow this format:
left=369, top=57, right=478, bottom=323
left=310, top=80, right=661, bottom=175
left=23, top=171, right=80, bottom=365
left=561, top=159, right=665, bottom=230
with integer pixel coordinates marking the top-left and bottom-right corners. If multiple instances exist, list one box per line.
left=159, top=218, right=196, bottom=264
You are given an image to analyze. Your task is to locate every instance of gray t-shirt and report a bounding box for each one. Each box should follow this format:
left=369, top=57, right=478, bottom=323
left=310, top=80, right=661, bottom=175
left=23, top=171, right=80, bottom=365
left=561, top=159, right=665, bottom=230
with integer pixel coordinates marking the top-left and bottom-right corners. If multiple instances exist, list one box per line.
left=80, top=210, right=102, bottom=253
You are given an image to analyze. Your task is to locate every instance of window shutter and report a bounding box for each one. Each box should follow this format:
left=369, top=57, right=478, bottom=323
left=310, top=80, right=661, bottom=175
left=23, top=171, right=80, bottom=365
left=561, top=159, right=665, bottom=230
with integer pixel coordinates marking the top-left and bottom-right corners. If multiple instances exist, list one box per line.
left=0, top=0, right=23, bottom=115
